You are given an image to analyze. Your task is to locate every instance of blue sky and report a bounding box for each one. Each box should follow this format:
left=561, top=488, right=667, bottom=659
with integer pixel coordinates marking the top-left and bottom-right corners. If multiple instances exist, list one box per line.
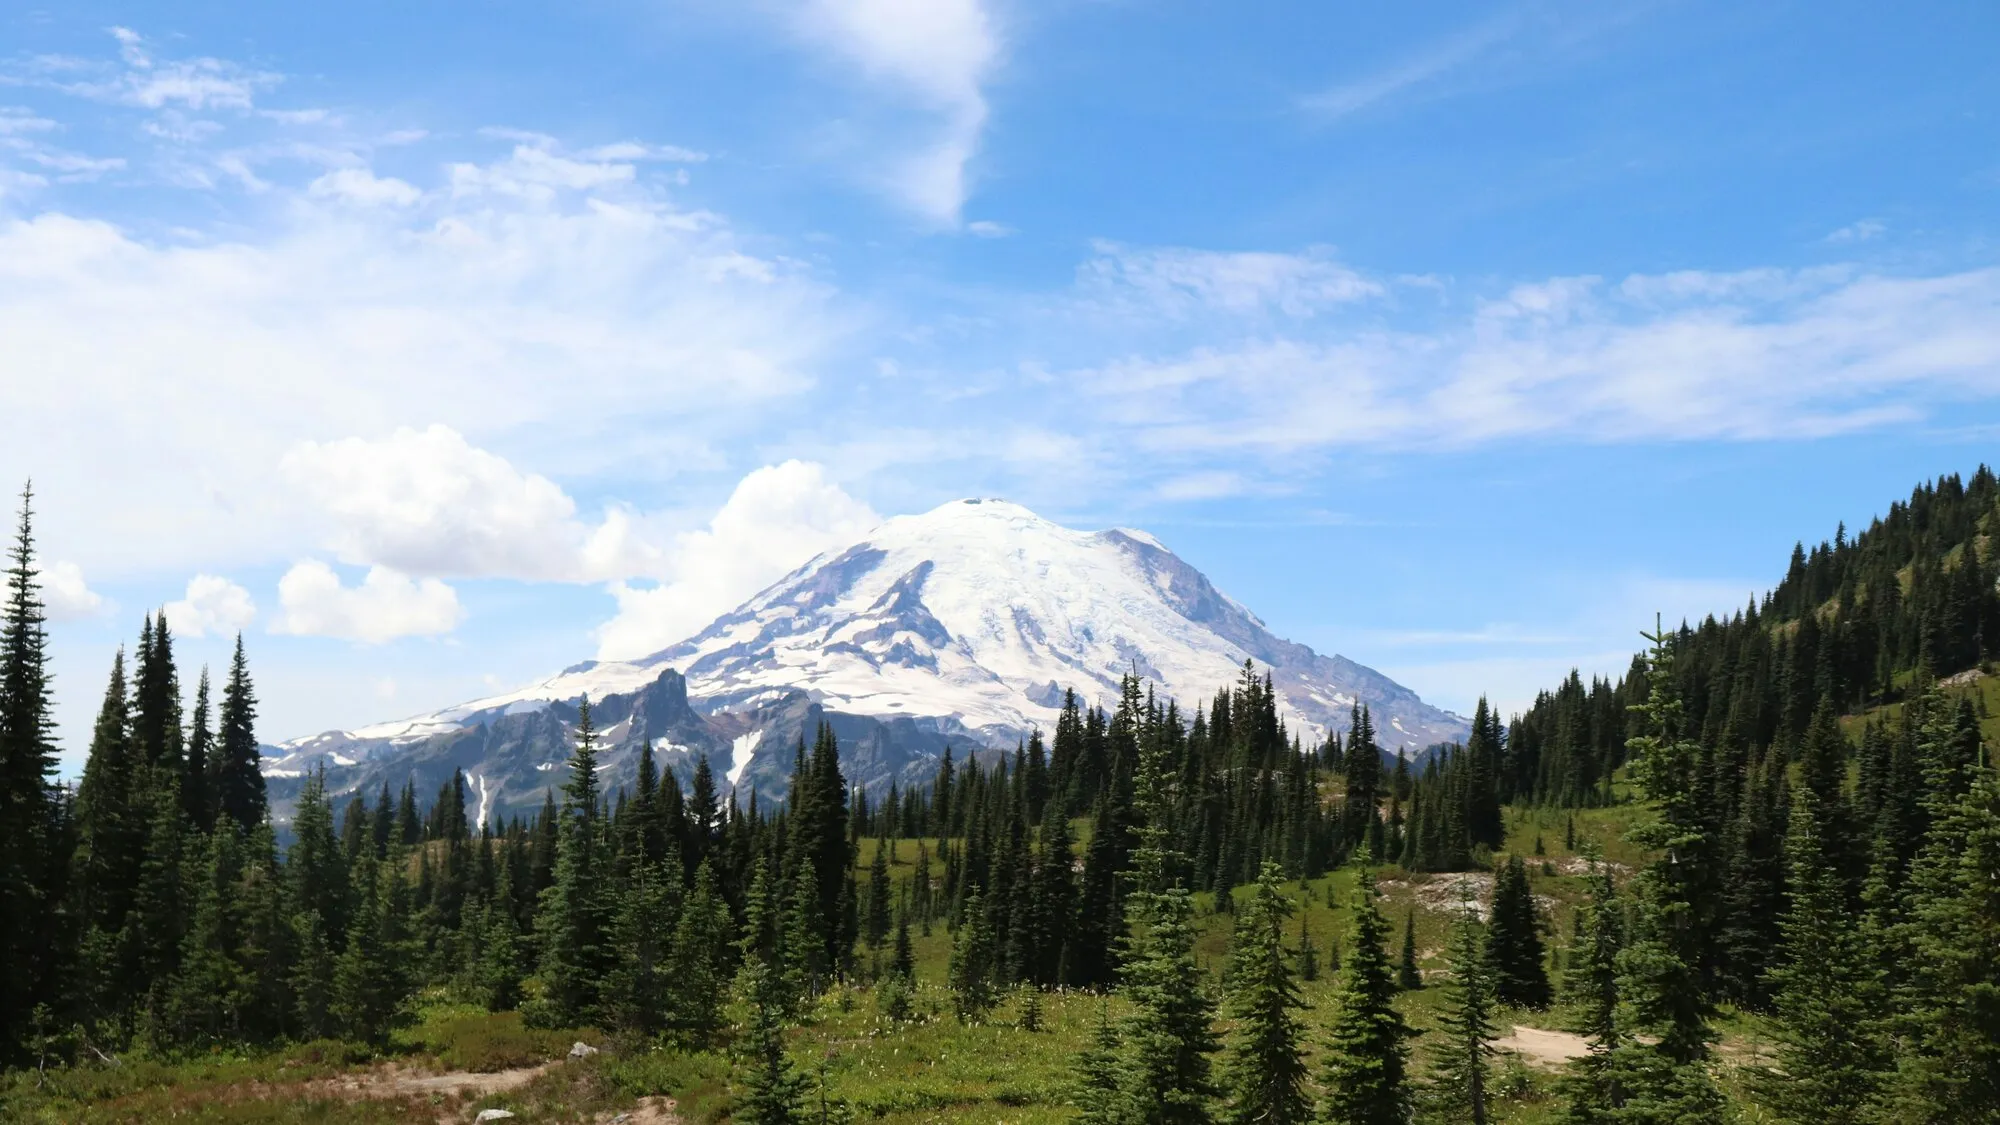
left=3, top=0, right=1997, bottom=770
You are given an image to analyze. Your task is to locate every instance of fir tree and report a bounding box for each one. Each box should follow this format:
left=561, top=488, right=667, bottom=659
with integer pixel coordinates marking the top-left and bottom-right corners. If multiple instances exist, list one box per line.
left=215, top=634, right=265, bottom=831
left=734, top=954, right=808, bottom=1125
left=1424, top=894, right=1497, bottom=1125
left=0, top=484, right=58, bottom=1058
left=864, top=839, right=892, bottom=951
left=670, top=860, right=731, bottom=1044
left=531, top=697, right=611, bottom=1028
left=1486, top=856, right=1550, bottom=1008
left=1317, top=857, right=1415, bottom=1125
left=168, top=827, right=251, bottom=1044
left=1220, top=861, right=1312, bottom=1125
left=949, top=887, right=997, bottom=1023
left=606, top=855, right=681, bottom=1037
left=1756, top=786, right=1885, bottom=1124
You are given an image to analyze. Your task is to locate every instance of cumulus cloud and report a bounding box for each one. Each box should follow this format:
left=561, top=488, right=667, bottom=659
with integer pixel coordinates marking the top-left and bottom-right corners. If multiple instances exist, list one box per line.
left=162, top=573, right=256, bottom=637
left=0, top=75, right=839, bottom=575
left=273, top=561, right=463, bottom=643
left=39, top=561, right=106, bottom=621
left=282, top=425, right=667, bottom=582
left=788, top=0, right=1000, bottom=224
left=595, top=461, right=880, bottom=659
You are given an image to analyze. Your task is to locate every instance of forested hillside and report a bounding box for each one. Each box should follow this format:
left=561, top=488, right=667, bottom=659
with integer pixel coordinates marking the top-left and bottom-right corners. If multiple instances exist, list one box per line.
left=2, top=471, right=1998, bottom=1124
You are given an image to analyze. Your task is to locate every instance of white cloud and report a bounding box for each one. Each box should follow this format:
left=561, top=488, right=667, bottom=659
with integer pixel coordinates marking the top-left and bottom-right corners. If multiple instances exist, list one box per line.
left=0, top=138, right=838, bottom=579
left=965, top=220, right=1011, bottom=238
left=788, top=0, right=999, bottom=224
left=1078, top=242, right=1382, bottom=319
left=39, top=561, right=106, bottom=620
left=595, top=461, right=879, bottom=659
left=273, top=561, right=463, bottom=643
left=1061, top=263, right=2000, bottom=456
left=308, top=167, right=422, bottom=207
left=40, top=27, right=282, bottom=112
left=162, top=573, right=256, bottom=637
left=1826, top=219, right=1886, bottom=244
left=282, top=425, right=668, bottom=581
left=1301, top=15, right=1517, bottom=120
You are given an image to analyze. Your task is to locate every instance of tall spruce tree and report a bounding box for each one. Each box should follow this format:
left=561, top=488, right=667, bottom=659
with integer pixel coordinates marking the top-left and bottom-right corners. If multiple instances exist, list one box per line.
left=1485, top=856, right=1550, bottom=1008
left=1757, top=786, right=1885, bottom=1124
left=0, top=484, right=59, bottom=1059
left=1424, top=894, right=1497, bottom=1125
left=215, top=635, right=265, bottom=830
left=1220, top=861, right=1311, bottom=1125
left=1317, top=857, right=1416, bottom=1125
left=531, top=697, right=611, bottom=1027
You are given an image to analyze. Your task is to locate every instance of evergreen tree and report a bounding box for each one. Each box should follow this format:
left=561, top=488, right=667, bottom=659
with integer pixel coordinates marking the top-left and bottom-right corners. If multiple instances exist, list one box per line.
left=0, top=484, right=59, bottom=1059
left=864, top=839, right=892, bottom=951
left=167, top=827, right=251, bottom=1044
left=670, top=860, right=731, bottom=1044
left=1424, top=894, right=1497, bottom=1125
left=1756, top=787, right=1885, bottom=1124
left=531, top=697, right=611, bottom=1028
left=1485, top=857, right=1550, bottom=1008
left=215, top=634, right=265, bottom=830
left=1317, top=857, right=1415, bottom=1125
left=1220, top=861, right=1312, bottom=1125
left=949, top=887, right=997, bottom=1023
left=331, top=850, right=405, bottom=1046
left=734, top=954, right=808, bottom=1125
left=605, top=856, right=681, bottom=1037
left=1108, top=691, right=1218, bottom=1125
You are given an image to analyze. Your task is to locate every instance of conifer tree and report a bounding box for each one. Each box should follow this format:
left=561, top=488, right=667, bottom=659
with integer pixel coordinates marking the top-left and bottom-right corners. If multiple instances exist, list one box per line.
left=477, top=852, right=526, bottom=1013
left=1317, top=857, right=1415, bottom=1125
left=331, top=849, right=402, bottom=1045
left=949, top=887, right=997, bottom=1023
left=1486, top=856, right=1549, bottom=1008
left=606, top=855, right=681, bottom=1037
left=1075, top=1001, right=1125, bottom=1125
left=670, top=860, right=731, bottom=1044
left=1107, top=694, right=1218, bottom=1125
left=891, top=913, right=914, bottom=981
left=1220, top=861, right=1311, bottom=1125
left=864, top=839, right=892, bottom=951
left=1424, top=895, right=1497, bottom=1125
left=186, top=667, right=215, bottom=832
left=0, top=484, right=58, bottom=1058
left=215, top=634, right=265, bottom=831
left=531, top=697, right=611, bottom=1028
left=735, top=953, right=808, bottom=1125
left=168, top=826, right=250, bottom=1044
left=1757, top=787, right=1885, bottom=1124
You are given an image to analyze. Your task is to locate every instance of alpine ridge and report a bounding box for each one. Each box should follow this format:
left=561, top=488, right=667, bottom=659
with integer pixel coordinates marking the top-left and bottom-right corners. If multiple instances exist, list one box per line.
left=264, top=498, right=1466, bottom=821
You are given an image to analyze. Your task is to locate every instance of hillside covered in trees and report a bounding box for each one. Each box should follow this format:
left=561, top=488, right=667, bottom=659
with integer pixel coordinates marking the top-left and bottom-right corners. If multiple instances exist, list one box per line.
left=1, top=469, right=1998, bottom=1123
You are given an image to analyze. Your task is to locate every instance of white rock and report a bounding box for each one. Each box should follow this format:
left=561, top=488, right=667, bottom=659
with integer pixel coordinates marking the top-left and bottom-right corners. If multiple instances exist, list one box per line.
left=474, top=1111, right=515, bottom=1123
left=569, top=1040, right=600, bottom=1058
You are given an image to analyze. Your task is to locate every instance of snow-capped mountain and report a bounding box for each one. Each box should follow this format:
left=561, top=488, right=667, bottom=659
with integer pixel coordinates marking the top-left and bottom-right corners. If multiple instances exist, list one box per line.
left=264, top=499, right=1465, bottom=822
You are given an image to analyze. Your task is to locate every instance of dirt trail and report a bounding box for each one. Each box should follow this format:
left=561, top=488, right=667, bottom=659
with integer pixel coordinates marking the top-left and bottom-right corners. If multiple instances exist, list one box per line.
left=318, top=1060, right=558, bottom=1099
left=596, top=1095, right=680, bottom=1123
left=1493, top=1024, right=1591, bottom=1068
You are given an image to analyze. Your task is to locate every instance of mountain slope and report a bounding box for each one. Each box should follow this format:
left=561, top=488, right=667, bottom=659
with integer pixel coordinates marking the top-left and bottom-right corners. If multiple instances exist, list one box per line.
left=266, top=498, right=1465, bottom=820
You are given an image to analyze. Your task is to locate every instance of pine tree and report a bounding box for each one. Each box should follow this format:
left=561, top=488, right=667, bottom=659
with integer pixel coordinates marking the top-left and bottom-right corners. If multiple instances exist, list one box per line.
left=1107, top=693, right=1218, bottom=1125
left=0, top=484, right=58, bottom=1059
left=734, top=954, right=808, bottom=1125
left=1220, top=861, right=1311, bottom=1125
left=1424, top=894, right=1497, bottom=1125
left=531, top=697, right=611, bottom=1028
left=1756, top=787, right=1885, bottom=1124
left=864, top=839, right=892, bottom=951
left=215, top=634, right=265, bottom=831
left=477, top=853, right=526, bottom=1013
left=891, top=913, right=914, bottom=980
left=1317, top=857, right=1415, bottom=1125
left=949, top=887, right=997, bottom=1023
left=168, top=826, right=251, bottom=1044
left=331, top=850, right=403, bottom=1045
left=1075, top=1001, right=1125, bottom=1125
left=1486, top=856, right=1550, bottom=1008
left=606, top=855, right=681, bottom=1037
left=670, top=860, right=731, bottom=1044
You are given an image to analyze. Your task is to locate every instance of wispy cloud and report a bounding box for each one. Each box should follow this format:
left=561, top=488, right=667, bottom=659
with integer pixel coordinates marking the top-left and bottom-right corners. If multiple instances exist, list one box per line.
left=784, top=0, right=1001, bottom=225
left=1300, top=14, right=1518, bottom=120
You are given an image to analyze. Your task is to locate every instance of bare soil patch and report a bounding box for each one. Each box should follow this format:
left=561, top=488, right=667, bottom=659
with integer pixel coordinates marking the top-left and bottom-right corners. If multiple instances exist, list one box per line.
left=1493, top=1024, right=1590, bottom=1069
